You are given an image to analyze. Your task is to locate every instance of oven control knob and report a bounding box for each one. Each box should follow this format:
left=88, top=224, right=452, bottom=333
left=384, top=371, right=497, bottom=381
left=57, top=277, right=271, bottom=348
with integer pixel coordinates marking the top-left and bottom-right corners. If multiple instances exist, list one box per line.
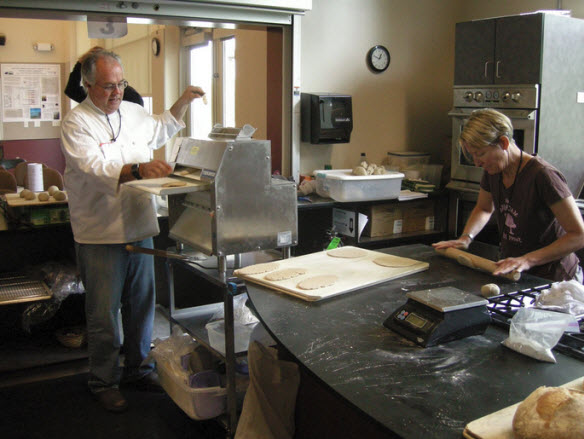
left=474, top=92, right=484, bottom=102
left=502, top=92, right=511, bottom=102
left=511, top=92, right=521, bottom=102
left=464, top=91, right=474, bottom=102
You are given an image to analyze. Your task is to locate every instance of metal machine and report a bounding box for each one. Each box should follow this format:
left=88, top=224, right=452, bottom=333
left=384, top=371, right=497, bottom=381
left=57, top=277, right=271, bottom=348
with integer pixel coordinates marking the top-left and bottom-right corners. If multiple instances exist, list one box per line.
left=164, top=130, right=297, bottom=271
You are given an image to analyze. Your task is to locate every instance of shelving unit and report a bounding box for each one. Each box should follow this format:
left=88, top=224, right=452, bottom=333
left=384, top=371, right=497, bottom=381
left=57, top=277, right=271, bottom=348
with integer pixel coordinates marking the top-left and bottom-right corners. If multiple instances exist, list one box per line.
left=165, top=250, right=281, bottom=438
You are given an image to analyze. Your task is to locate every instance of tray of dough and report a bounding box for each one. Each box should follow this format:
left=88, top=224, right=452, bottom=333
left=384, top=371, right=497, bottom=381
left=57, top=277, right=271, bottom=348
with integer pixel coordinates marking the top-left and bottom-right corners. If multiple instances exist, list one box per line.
left=124, top=177, right=209, bottom=196
left=234, top=246, right=429, bottom=302
left=4, top=192, right=68, bottom=207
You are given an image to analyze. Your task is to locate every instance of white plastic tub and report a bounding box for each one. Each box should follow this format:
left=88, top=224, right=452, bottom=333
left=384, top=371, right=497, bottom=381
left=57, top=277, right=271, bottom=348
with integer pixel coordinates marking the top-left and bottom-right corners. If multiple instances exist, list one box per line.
left=314, top=169, right=404, bottom=202
left=156, top=356, right=227, bottom=420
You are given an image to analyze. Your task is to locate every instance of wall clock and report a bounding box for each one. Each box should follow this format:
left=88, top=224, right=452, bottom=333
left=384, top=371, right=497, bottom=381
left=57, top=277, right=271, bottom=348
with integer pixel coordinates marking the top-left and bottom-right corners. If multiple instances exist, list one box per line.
left=151, top=37, right=161, bottom=56
left=367, top=45, right=390, bottom=73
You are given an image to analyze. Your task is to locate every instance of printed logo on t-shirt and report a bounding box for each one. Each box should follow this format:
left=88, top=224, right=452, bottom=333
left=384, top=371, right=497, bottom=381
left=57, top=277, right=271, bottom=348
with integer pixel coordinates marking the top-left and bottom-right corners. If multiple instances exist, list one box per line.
left=501, top=198, right=521, bottom=244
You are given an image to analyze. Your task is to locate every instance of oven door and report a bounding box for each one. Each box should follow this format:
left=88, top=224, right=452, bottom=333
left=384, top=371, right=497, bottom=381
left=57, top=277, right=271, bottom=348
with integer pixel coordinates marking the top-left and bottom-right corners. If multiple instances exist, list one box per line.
left=449, top=108, right=537, bottom=184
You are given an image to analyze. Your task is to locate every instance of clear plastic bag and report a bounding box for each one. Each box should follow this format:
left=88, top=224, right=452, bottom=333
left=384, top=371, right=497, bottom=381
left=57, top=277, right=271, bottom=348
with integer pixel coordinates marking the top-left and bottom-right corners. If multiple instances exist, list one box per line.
left=208, top=293, right=258, bottom=326
left=501, top=307, right=580, bottom=363
left=535, top=280, right=584, bottom=316
left=21, top=262, right=85, bottom=333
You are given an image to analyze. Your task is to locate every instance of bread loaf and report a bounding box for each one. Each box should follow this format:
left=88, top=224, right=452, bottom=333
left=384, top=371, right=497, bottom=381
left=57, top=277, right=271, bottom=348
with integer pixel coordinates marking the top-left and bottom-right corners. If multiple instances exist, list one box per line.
left=512, top=386, right=584, bottom=439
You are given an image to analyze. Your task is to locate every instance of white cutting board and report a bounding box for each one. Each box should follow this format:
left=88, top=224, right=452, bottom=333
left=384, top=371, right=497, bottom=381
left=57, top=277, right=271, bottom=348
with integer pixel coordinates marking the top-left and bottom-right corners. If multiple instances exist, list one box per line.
left=124, top=177, right=209, bottom=196
left=463, top=377, right=584, bottom=439
left=235, top=246, right=429, bottom=302
left=4, top=192, right=68, bottom=207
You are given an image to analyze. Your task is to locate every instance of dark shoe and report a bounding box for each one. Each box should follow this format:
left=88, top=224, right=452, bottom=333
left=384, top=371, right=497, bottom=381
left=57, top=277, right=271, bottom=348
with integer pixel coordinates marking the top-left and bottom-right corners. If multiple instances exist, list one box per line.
left=124, top=371, right=163, bottom=393
left=94, top=388, right=128, bottom=413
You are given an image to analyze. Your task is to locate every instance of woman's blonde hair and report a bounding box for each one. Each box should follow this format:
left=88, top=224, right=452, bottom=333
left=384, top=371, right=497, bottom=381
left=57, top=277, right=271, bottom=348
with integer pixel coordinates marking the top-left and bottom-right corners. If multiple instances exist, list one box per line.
left=459, top=108, right=514, bottom=159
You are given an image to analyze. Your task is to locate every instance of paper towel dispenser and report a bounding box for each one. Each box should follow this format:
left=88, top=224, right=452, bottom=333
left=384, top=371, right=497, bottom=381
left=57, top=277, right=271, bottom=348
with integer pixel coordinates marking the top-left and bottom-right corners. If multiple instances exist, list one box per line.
left=301, top=93, right=353, bottom=144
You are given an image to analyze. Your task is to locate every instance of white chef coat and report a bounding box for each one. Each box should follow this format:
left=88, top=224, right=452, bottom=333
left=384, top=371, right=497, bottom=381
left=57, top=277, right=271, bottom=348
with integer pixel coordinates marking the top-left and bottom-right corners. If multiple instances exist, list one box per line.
left=61, top=97, right=185, bottom=244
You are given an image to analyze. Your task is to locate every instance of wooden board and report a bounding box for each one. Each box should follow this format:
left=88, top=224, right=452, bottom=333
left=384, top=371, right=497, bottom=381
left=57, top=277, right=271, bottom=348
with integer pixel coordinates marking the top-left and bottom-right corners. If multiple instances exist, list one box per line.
left=235, top=246, right=429, bottom=302
left=4, top=192, right=67, bottom=206
left=463, top=377, right=584, bottom=439
left=124, top=177, right=209, bottom=196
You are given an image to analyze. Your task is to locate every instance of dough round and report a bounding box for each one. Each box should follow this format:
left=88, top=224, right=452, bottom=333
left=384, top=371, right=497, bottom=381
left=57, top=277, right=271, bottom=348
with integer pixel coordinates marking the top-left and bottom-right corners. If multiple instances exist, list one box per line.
left=162, top=181, right=187, bottom=188
left=53, top=191, right=67, bottom=201
left=47, top=185, right=60, bottom=196
left=38, top=192, right=50, bottom=202
left=513, top=386, right=584, bottom=439
left=297, top=275, right=338, bottom=290
left=481, top=283, right=500, bottom=298
left=20, top=189, right=33, bottom=199
left=373, top=255, right=419, bottom=268
left=326, top=247, right=367, bottom=259
left=237, top=262, right=280, bottom=276
left=265, top=268, right=307, bottom=281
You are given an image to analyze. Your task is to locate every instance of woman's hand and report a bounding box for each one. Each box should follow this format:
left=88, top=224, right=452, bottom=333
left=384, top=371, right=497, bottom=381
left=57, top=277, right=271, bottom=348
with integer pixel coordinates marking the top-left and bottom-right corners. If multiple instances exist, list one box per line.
left=493, top=256, right=532, bottom=277
left=432, top=236, right=472, bottom=251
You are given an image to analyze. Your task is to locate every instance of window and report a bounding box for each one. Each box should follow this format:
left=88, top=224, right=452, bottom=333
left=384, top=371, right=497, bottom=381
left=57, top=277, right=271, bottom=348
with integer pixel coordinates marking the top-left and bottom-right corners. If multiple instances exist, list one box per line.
left=189, top=41, right=214, bottom=139
left=187, top=33, right=236, bottom=138
left=222, top=37, right=236, bottom=127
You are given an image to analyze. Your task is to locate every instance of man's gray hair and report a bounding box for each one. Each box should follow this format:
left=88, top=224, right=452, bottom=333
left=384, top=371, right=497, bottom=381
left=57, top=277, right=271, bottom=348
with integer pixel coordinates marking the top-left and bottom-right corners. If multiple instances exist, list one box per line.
left=80, top=50, right=123, bottom=89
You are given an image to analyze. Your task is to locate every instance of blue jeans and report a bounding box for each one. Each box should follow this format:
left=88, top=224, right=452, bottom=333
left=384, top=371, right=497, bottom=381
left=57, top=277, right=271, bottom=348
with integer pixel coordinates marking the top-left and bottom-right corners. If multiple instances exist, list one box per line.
left=76, top=238, right=155, bottom=392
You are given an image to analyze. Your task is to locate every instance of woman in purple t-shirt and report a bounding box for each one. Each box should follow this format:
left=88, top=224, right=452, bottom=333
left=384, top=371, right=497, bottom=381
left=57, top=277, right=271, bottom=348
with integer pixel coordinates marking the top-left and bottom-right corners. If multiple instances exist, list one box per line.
left=433, top=109, right=584, bottom=282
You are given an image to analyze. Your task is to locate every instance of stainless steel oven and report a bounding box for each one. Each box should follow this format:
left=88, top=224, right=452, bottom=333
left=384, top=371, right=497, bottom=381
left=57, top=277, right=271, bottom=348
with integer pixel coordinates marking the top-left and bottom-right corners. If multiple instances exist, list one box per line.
left=446, top=84, right=539, bottom=240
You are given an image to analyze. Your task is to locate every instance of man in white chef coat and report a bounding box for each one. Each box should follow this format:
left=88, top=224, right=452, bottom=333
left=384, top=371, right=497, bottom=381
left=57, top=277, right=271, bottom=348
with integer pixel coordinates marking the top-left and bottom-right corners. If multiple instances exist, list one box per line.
left=61, top=49, right=204, bottom=412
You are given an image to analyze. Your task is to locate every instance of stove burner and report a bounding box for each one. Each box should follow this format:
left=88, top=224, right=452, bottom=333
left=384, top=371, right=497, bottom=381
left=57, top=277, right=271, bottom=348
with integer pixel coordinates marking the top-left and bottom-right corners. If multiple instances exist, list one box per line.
left=487, top=284, right=584, bottom=362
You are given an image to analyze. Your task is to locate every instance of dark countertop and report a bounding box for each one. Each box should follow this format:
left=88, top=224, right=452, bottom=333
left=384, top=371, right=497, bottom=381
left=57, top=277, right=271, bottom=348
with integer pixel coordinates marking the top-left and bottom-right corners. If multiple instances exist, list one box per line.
left=245, top=244, right=584, bottom=439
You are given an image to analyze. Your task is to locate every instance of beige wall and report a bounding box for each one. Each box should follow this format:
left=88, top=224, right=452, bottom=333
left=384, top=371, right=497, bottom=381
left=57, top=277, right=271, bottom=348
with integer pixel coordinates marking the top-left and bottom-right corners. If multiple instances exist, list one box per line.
left=298, top=0, right=584, bottom=175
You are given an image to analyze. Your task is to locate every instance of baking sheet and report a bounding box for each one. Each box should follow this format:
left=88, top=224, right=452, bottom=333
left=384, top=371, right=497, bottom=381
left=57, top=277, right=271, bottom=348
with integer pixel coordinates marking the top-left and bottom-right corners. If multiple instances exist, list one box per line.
left=4, top=192, right=68, bottom=207
left=124, top=177, right=209, bottom=196
left=463, top=377, right=584, bottom=439
left=235, top=246, right=429, bottom=302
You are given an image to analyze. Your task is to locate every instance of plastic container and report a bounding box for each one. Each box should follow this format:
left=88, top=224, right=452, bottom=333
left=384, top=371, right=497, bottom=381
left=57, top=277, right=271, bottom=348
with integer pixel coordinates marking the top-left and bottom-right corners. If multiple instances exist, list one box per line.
left=384, top=151, right=430, bottom=171
left=156, top=356, right=227, bottom=420
left=205, top=320, right=256, bottom=355
left=314, top=169, right=404, bottom=202
left=420, top=164, right=443, bottom=188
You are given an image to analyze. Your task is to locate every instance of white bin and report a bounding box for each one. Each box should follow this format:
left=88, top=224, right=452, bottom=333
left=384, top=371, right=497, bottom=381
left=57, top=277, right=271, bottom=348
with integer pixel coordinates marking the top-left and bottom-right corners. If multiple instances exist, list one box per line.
left=314, top=169, right=404, bottom=202
left=157, top=356, right=227, bottom=420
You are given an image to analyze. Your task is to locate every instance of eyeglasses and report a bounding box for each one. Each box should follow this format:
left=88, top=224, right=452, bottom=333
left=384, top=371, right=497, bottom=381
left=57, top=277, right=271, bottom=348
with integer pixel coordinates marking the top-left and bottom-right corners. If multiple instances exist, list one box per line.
left=95, top=80, right=129, bottom=92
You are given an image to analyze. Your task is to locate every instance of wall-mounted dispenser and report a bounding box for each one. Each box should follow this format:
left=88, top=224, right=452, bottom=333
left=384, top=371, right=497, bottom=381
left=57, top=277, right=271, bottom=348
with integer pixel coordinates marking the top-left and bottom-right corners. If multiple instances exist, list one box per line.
left=301, top=93, right=353, bottom=144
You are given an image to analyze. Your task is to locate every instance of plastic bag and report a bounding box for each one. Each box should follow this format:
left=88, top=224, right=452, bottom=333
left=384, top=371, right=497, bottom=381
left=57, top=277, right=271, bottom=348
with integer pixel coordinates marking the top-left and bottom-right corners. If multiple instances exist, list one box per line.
left=501, top=308, right=580, bottom=363
left=208, top=293, right=258, bottom=326
left=145, top=325, right=199, bottom=384
left=535, top=280, right=584, bottom=316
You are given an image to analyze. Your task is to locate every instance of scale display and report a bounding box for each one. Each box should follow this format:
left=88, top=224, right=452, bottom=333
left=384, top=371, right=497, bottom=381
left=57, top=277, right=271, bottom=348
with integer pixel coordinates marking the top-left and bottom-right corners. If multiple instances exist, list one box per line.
left=384, top=287, right=491, bottom=347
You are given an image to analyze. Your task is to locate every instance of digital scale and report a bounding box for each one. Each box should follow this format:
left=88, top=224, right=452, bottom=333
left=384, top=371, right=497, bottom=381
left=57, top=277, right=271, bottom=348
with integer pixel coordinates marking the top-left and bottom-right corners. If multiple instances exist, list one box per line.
left=384, top=287, right=491, bottom=347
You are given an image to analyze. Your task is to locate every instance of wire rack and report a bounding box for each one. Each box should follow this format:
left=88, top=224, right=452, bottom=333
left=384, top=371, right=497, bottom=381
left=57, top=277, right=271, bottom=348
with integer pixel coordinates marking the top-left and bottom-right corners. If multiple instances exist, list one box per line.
left=0, top=272, right=52, bottom=305
left=487, top=284, right=584, bottom=362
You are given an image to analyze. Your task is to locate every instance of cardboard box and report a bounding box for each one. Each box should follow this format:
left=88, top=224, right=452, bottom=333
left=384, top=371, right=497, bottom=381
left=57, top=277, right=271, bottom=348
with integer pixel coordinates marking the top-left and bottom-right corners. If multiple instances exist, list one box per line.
left=363, top=204, right=403, bottom=237
left=403, top=200, right=435, bottom=233
left=363, top=199, right=436, bottom=238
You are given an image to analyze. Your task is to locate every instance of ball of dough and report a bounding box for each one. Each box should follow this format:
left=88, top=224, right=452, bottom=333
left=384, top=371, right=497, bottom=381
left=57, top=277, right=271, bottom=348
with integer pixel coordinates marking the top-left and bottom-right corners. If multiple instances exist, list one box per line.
left=513, top=386, right=584, bottom=439
left=53, top=190, right=67, bottom=201
left=481, top=283, right=500, bottom=298
left=38, top=192, right=50, bottom=202
left=352, top=166, right=368, bottom=176
left=20, top=189, right=32, bottom=199
left=47, top=185, right=60, bottom=196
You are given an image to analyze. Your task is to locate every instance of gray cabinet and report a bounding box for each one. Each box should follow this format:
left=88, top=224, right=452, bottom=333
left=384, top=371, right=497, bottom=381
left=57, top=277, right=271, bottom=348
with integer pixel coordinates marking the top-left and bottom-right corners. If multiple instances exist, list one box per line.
left=454, top=14, right=543, bottom=85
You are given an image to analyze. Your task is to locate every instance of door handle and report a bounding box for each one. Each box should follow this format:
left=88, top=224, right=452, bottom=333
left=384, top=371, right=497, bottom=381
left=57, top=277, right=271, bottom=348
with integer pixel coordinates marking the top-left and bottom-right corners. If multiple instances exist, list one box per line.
left=495, top=60, right=502, bottom=79
left=483, top=61, right=492, bottom=79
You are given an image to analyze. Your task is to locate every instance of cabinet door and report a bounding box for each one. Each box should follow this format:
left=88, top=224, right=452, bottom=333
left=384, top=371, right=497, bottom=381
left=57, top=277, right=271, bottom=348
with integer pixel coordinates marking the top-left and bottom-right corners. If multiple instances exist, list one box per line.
left=495, top=14, right=543, bottom=84
left=454, top=20, right=496, bottom=85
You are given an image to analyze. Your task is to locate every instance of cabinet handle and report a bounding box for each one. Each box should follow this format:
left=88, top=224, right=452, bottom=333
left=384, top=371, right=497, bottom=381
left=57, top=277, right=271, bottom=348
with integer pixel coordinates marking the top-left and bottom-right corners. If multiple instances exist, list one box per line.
left=483, top=61, right=492, bottom=79
left=495, top=61, right=502, bottom=79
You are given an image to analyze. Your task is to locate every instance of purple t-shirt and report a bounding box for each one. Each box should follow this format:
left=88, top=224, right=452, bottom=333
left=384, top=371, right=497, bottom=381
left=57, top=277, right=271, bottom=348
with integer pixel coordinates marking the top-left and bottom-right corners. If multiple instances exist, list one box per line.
left=481, top=156, right=579, bottom=281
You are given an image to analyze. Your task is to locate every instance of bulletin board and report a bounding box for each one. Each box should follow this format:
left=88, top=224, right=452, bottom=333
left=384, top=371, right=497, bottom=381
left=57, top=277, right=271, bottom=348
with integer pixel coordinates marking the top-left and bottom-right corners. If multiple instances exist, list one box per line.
left=0, top=62, right=69, bottom=141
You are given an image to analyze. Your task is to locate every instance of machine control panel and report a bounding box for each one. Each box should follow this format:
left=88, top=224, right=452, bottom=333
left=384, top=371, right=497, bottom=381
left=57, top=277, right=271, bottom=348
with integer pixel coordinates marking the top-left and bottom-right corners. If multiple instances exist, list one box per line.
left=452, top=85, right=538, bottom=109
